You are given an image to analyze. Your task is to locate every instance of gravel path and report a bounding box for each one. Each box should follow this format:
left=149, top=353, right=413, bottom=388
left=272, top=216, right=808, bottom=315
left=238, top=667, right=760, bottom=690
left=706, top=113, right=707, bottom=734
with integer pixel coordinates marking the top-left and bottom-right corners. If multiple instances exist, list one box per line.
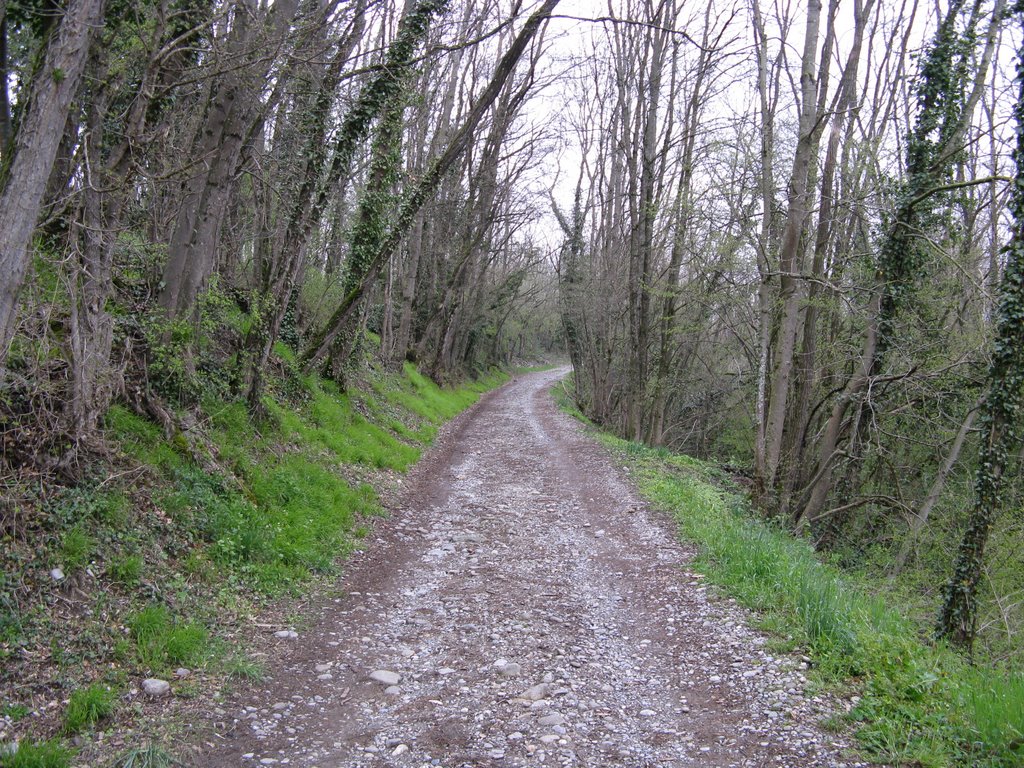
left=203, top=369, right=862, bottom=767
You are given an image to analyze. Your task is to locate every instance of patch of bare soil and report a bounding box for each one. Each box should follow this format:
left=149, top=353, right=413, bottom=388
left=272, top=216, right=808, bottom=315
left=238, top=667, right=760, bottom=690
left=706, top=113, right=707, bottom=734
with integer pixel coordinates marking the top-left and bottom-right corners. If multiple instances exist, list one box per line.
left=194, top=370, right=864, bottom=767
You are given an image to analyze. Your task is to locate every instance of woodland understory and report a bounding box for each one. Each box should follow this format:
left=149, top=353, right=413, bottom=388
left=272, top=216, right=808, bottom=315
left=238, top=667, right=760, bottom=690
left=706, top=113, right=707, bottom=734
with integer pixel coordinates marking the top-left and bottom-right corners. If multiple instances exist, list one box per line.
left=1, top=0, right=1024, bottom=762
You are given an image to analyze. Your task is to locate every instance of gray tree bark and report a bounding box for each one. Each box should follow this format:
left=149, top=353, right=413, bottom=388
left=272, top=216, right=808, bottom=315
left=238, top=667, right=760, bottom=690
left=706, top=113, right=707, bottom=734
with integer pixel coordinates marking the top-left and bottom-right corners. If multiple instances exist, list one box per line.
left=301, top=0, right=562, bottom=370
left=158, top=0, right=300, bottom=321
left=0, top=0, right=105, bottom=374
left=796, top=0, right=1005, bottom=531
left=761, top=0, right=824, bottom=490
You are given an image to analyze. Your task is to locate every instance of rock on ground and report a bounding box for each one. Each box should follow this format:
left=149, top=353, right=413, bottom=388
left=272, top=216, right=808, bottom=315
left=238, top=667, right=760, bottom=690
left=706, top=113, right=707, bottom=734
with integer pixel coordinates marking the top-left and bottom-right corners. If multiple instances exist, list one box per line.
left=142, top=678, right=170, bottom=698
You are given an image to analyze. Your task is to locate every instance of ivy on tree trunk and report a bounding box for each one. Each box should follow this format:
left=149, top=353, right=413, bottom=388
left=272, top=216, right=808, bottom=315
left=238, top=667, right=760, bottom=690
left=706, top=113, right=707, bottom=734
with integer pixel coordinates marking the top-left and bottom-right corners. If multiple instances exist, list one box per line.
left=936, top=9, right=1024, bottom=651
left=300, top=0, right=562, bottom=371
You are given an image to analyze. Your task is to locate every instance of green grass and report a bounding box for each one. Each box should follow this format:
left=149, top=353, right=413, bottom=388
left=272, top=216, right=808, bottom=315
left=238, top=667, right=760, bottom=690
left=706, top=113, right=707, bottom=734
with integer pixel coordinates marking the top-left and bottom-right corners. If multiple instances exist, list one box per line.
left=0, top=704, right=28, bottom=721
left=63, top=683, right=115, bottom=733
left=127, top=605, right=210, bottom=671
left=107, top=555, right=143, bottom=587
left=0, top=739, right=73, bottom=768
left=105, top=406, right=187, bottom=474
left=223, top=654, right=264, bottom=681
left=116, top=357, right=508, bottom=596
left=99, top=356, right=507, bottom=602
left=600, top=433, right=1024, bottom=767
left=960, top=669, right=1024, bottom=762
left=94, top=491, right=131, bottom=527
left=109, top=744, right=183, bottom=768
left=58, top=527, right=93, bottom=573
left=376, top=364, right=506, bottom=434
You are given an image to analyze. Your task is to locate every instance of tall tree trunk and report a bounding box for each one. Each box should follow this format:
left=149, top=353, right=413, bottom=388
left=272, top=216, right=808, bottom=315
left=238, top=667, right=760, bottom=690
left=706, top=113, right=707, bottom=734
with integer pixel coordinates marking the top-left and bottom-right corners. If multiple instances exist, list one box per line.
left=796, top=0, right=1004, bottom=531
left=159, top=0, right=300, bottom=322
left=394, top=213, right=425, bottom=364
left=67, top=56, right=116, bottom=445
left=554, top=187, right=588, bottom=402
left=301, top=0, right=562, bottom=370
left=780, top=0, right=873, bottom=515
left=0, top=8, right=12, bottom=152
left=761, top=0, right=824, bottom=490
left=0, top=0, right=105, bottom=373
left=648, top=2, right=721, bottom=445
left=624, top=3, right=667, bottom=441
left=750, top=0, right=778, bottom=497
left=937, top=13, right=1024, bottom=650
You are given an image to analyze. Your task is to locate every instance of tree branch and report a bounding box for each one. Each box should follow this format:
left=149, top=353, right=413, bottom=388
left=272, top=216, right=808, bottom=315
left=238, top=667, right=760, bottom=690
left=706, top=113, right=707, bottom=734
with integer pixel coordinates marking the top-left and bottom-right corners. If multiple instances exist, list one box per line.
left=301, top=0, right=562, bottom=370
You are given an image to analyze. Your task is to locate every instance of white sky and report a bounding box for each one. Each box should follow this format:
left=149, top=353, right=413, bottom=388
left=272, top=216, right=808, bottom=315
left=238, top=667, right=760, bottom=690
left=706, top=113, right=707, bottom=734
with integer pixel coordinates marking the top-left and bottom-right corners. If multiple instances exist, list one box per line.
left=511, top=0, right=1019, bottom=256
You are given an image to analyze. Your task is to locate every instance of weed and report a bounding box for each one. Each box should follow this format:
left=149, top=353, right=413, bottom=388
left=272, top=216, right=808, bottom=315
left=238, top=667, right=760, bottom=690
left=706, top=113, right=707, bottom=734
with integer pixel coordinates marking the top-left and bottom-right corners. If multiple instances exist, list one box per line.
left=109, top=743, right=184, bottom=767
left=0, top=577, right=23, bottom=647
left=112, top=639, right=133, bottom=662
left=181, top=551, right=214, bottom=582
left=171, top=679, right=200, bottom=699
left=58, top=527, right=93, bottom=573
left=793, top=573, right=857, bottom=659
left=104, top=406, right=185, bottom=474
left=45, top=485, right=126, bottom=528
left=819, top=714, right=847, bottom=733
left=108, top=555, right=143, bottom=587
left=96, top=492, right=131, bottom=528
left=962, top=670, right=1024, bottom=763
left=64, top=683, right=115, bottom=733
left=223, top=654, right=264, bottom=681
left=128, top=604, right=170, bottom=641
left=164, top=624, right=209, bottom=667
left=0, top=739, right=73, bottom=768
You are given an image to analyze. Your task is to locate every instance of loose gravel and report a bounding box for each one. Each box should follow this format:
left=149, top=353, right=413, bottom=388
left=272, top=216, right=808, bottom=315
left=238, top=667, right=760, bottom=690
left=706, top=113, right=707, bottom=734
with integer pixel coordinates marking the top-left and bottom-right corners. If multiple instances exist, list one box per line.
left=202, top=369, right=864, bottom=767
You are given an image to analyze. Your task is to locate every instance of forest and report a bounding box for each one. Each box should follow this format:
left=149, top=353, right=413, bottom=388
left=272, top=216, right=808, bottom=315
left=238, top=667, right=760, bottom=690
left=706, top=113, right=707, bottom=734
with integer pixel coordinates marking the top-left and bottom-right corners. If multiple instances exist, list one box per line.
left=1, top=0, right=1024, bottom=764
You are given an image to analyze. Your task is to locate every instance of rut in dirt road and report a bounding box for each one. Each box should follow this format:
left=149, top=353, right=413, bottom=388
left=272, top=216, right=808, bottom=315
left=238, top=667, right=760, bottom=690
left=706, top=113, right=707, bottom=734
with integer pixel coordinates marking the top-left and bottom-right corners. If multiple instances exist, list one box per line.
left=205, top=369, right=862, bottom=768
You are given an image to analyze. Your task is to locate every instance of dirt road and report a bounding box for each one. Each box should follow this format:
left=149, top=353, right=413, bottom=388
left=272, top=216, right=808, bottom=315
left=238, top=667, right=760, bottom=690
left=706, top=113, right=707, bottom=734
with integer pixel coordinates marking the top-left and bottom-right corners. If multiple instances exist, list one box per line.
left=203, top=369, right=860, bottom=767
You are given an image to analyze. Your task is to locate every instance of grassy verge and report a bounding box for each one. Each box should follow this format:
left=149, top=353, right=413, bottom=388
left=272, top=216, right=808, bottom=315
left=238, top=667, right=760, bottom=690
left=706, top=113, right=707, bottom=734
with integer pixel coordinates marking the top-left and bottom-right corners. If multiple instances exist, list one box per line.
left=555, top=380, right=1023, bottom=767
left=0, top=357, right=507, bottom=767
